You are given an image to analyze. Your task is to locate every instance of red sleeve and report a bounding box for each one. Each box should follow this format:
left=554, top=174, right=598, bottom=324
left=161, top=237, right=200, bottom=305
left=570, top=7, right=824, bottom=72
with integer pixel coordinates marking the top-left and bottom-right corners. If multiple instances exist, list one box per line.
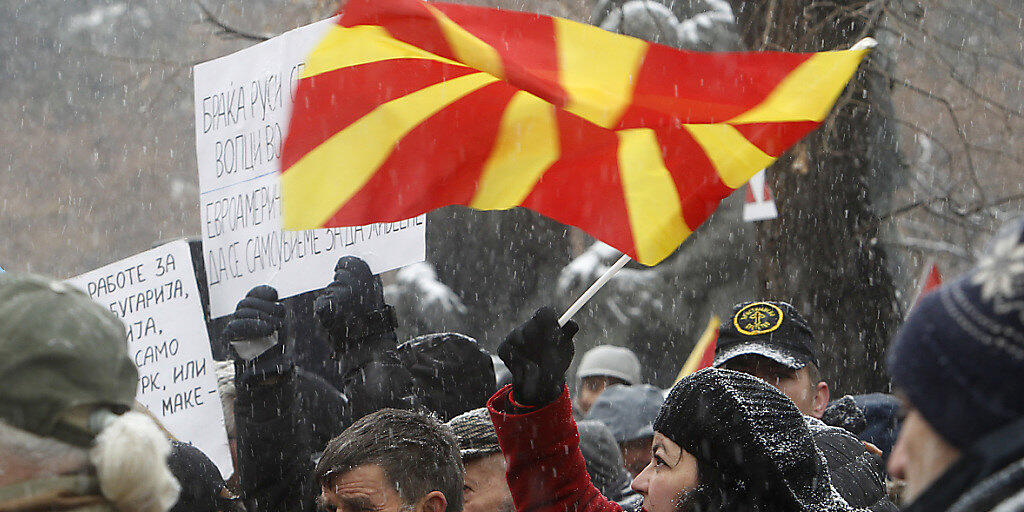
left=488, top=385, right=624, bottom=512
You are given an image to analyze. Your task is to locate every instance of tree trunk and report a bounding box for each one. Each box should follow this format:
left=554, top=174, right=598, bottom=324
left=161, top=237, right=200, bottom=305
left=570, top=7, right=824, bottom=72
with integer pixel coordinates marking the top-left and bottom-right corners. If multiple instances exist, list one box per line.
left=728, top=0, right=902, bottom=394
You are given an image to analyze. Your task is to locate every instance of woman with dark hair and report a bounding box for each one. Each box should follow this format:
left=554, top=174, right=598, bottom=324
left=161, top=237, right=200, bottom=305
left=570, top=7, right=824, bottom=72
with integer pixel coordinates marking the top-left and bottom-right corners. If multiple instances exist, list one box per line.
left=487, top=308, right=855, bottom=512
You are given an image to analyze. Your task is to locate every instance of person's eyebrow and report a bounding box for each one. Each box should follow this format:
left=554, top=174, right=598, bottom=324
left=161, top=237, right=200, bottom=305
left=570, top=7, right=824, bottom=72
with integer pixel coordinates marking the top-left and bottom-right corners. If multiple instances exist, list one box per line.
left=653, top=444, right=678, bottom=466
left=656, top=442, right=684, bottom=466
left=340, top=496, right=377, bottom=510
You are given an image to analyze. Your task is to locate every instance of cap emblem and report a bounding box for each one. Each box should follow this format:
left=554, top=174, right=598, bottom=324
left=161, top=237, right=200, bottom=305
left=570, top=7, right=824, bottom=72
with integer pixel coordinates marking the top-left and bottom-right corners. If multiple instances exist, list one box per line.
left=734, top=302, right=784, bottom=335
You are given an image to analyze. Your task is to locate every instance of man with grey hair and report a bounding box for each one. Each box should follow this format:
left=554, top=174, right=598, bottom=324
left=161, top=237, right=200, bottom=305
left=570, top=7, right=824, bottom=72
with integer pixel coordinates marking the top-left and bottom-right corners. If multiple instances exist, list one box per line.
left=315, top=408, right=463, bottom=512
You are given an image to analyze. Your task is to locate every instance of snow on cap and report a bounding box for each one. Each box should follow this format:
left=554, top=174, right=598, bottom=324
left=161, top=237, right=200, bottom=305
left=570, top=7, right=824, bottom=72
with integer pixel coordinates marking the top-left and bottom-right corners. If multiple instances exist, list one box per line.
left=713, top=301, right=818, bottom=370
left=577, top=345, right=642, bottom=385
left=656, top=368, right=848, bottom=511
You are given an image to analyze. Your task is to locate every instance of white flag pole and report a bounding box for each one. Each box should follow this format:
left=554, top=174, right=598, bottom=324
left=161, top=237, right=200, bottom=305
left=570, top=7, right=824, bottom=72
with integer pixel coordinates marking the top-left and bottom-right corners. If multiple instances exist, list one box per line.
left=558, top=253, right=631, bottom=326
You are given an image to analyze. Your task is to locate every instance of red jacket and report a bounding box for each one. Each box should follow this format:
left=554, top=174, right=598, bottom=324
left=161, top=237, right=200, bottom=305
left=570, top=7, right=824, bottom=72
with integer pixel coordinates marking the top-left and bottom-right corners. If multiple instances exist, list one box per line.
left=488, top=385, right=623, bottom=512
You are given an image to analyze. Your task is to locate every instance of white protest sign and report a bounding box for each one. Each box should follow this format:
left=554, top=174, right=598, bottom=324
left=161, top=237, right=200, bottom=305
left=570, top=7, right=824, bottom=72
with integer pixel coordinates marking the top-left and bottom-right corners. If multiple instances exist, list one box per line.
left=67, top=240, right=232, bottom=477
left=194, top=17, right=426, bottom=318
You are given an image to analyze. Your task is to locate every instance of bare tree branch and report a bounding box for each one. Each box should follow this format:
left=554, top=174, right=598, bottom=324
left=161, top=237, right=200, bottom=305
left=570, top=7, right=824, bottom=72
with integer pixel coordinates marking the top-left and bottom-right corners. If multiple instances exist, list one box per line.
left=866, top=62, right=988, bottom=204
left=878, top=196, right=953, bottom=223
left=881, top=236, right=972, bottom=259
left=195, top=1, right=275, bottom=42
left=874, top=23, right=1024, bottom=73
left=75, top=48, right=198, bottom=68
left=963, top=193, right=1024, bottom=214
left=881, top=8, right=1024, bottom=124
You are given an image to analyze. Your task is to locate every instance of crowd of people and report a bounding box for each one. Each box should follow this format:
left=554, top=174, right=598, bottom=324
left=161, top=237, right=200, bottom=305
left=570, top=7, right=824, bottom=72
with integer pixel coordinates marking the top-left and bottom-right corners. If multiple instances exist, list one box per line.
left=1, top=217, right=1022, bottom=512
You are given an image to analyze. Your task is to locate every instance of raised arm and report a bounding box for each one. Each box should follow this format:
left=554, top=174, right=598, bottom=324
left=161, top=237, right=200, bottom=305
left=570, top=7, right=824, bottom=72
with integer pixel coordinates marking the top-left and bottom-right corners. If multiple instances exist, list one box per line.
left=488, top=307, right=623, bottom=512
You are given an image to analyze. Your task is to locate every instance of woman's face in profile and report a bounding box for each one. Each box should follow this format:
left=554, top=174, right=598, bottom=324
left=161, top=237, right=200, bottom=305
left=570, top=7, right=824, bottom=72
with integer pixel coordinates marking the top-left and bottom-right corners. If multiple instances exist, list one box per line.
left=629, top=432, right=698, bottom=512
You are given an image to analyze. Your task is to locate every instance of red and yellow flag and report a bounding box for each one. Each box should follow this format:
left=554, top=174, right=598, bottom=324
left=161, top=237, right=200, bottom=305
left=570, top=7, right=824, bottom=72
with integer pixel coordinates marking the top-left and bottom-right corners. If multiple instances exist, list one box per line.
left=281, top=0, right=871, bottom=265
left=675, top=315, right=720, bottom=383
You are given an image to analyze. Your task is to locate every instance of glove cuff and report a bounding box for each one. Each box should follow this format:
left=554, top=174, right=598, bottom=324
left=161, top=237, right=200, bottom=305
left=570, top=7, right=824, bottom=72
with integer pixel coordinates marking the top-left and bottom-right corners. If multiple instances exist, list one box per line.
left=512, top=378, right=566, bottom=408
left=230, top=333, right=279, bottom=362
left=233, top=342, right=294, bottom=388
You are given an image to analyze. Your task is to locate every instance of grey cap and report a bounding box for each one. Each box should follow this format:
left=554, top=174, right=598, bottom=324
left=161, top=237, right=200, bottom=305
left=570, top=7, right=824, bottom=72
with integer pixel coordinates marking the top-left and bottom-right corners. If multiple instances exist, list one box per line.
left=577, top=345, right=641, bottom=385
left=584, top=384, right=664, bottom=443
left=577, top=420, right=633, bottom=502
left=446, top=407, right=500, bottom=461
left=0, top=272, right=137, bottom=447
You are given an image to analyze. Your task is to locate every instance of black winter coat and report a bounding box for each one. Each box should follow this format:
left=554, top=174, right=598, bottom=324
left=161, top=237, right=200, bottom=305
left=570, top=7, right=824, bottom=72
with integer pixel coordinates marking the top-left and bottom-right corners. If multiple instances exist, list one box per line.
left=235, top=366, right=352, bottom=512
left=234, top=331, right=494, bottom=512
left=806, top=417, right=897, bottom=512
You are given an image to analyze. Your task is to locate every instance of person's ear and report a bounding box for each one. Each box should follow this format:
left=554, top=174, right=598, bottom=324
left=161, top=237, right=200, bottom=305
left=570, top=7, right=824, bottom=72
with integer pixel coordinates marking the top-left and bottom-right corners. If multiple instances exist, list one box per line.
left=417, top=491, right=447, bottom=512
left=811, top=381, right=830, bottom=418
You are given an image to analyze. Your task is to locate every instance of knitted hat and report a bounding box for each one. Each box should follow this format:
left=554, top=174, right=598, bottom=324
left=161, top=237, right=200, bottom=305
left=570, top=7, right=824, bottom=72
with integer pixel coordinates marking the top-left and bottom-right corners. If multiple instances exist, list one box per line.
left=446, top=407, right=500, bottom=461
left=0, top=272, right=137, bottom=446
left=584, top=384, right=664, bottom=443
left=577, top=345, right=642, bottom=385
left=655, top=368, right=847, bottom=511
left=714, top=301, right=819, bottom=370
left=888, top=217, right=1024, bottom=449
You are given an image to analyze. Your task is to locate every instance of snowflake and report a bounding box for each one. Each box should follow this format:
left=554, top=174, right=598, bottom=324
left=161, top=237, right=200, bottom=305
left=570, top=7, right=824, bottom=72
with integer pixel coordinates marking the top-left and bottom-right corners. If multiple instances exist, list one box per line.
left=971, top=232, right=1024, bottom=305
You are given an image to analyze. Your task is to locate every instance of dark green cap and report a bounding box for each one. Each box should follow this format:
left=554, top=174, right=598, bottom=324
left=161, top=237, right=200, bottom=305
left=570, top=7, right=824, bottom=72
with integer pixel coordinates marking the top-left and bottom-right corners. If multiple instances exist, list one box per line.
left=0, top=272, right=138, bottom=446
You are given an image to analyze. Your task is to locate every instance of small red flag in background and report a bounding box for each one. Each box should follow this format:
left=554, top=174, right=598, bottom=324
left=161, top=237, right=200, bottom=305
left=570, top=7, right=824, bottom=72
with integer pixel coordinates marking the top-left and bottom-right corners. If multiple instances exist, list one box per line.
left=676, top=315, right=720, bottom=382
left=912, top=260, right=943, bottom=307
left=743, top=170, right=778, bottom=222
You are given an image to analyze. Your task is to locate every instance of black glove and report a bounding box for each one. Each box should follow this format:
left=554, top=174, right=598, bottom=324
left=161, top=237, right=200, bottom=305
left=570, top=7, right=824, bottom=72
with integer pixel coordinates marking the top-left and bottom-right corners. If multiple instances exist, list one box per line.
left=224, top=285, right=286, bottom=343
left=224, top=286, right=291, bottom=386
left=314, top=256, right=397, bottom=351
left=498, top=307, right=578, bottom=407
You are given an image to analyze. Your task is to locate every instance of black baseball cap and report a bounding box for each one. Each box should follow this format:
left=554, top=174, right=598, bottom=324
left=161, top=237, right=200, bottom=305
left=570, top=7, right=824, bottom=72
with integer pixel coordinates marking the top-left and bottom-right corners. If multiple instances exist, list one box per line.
left=712, top=301, right=819, bottom=370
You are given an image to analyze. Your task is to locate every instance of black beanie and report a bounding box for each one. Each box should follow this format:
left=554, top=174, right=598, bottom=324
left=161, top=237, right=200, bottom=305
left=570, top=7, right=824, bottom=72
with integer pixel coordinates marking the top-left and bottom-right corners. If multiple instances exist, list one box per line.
left=395, top=332, right=496, bottom=422
left=167, top=441, right=232, bottom=512
left=654, top=368, right=848, bottom=511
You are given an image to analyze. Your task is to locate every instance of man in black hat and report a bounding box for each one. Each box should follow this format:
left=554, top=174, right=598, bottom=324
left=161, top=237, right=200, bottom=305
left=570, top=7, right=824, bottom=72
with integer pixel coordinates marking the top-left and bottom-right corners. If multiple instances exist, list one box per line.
left=714, top=300, right=895, bottom=511
left=714, top=301, right=829, bottom=418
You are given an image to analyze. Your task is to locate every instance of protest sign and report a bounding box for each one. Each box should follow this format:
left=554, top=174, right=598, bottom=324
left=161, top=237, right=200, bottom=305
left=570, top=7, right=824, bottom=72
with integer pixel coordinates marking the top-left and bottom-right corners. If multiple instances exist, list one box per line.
left=67, top=240, right=232, bottom=477
left=194, top=17, right=426, bottom=318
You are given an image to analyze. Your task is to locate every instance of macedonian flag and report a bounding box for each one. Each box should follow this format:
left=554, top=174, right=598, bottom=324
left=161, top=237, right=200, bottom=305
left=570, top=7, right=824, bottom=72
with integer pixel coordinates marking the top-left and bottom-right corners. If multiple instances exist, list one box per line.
left=281, top=0, right=871, bottom=265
